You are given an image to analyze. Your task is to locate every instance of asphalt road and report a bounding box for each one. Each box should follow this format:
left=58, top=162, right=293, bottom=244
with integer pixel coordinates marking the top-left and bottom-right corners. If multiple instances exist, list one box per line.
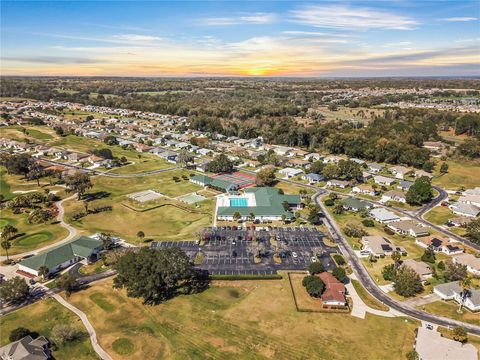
left=313, top=192, right=480, bottom=336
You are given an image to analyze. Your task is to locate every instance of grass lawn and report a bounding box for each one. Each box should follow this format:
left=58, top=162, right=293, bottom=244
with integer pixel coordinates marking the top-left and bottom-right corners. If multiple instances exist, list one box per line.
left=63, top=172, right=212, bottom=243
left=0, top=209, right=68, bottom=256
left=432, top=160, right=480, bottom=190
left=351, top=279, right=389, bottom=311
left=108, top=159, right=173, bottom=174
left=419, top=301, right=480, bottom=326
left=274, top=181, right=315, bottom=196
left=66, top=278, right=419, bottom=360
left=0, top=125, right=56, bottom=143
left=0, top=298, right=98, bottom=360
left=288, top=272, right=328, bottom=311
left=423, top=206, right=452, bottom=226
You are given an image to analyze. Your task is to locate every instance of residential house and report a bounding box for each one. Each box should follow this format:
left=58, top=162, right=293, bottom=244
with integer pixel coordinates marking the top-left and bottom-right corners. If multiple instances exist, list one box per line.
left=447, top=216, right=474, bottom=227
left=374, top=175, right=396, bottom=186
left=401, top=259, right=432, bottom=281
left=414, top=327, right=477, bottom=360
left=279, top=167, right=304, bottom=179
left=449, top=202, right=480, bottom=217
left=381, top=190, right=406, bottom=204
left=415, top=236, right=463, bottom=255
left=434, top=282, right=480, bottom=312
left=362, top=172, right=373, bottom=181
left=66, top=152, right=88, bottom=162
left=465, top=187, right=480, bottom=196
left=195, top=160, right=212, bottom=173
left=414, top=169, right=434, bottom=179
left=397, top=180, right=414, bottom=191
left=317, top=272, right=347, bottom=307
left=302, top=173, right=324, bottom=184
left=388, top=220, right=430, bottom=237
left=0, top=336, right=50, bottom=360
left=342, top=198, right=372, bottom=212
left=389, top=165, right=412, bottom=179
left=369, top=208, right=401, bottom=224
left=361, top=235, right=407, bottom=257
left=18, top=236, right=103, bottom=277
left=323, top=155, right=343, bottom=164
left=272, top=146, right=294, bottom=157
left=350, top=158, right=366, bottom=165
left=304, top=153, right=322, bottom=161
left=352, top=184, right=377, bottom=196
left=367, top=163, right=384, bottom=173
left=458, top=194, right=480, bottom=208
left=453, top=253, right=480, bottom=275
left=286, top=158, right=310, bottom=168
left=159, top=150, right=178, bottom=164
left=326, top=180, right=350, bottom=189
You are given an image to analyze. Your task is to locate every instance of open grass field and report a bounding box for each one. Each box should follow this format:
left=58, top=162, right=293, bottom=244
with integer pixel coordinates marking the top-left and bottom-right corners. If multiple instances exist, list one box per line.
left=0, top=125, right=56, bottom=143
left=274, top=181, right=315, bottom=196
left=423, top=205, right=452, bottom=226
left=0, top=209, right=69, bottom=255
left=432, top=159, right=480, bottom=190
left=0, top=298, right=98, bottom=360
left=63, top=171, right=213, bottom=242
left=65, top=278, right=419, bottom=360
left=419, top=301, right=480, bottom=326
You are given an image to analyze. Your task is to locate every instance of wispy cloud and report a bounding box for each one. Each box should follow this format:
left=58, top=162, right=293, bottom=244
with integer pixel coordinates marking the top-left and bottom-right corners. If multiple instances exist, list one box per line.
left=112, top=34, right=162, bottom=42
left=199, top=12, right=277, bottom=26
left=440, top=17, right=478, bottom=22
left=2, top=56, right=105, bottom=64
left=290, top=5, right=418, bottom=30
left=281, top=31, right=349, bottom=38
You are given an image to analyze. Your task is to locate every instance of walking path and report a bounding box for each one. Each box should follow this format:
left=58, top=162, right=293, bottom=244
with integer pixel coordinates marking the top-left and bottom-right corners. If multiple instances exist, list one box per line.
left=52, top=294, right=112, bottom=360
left=0, top=193, right=79, bottom=262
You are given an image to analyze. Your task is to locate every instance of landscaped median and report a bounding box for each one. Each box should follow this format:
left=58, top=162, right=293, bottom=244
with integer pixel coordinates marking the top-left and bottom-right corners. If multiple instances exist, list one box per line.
left=351, top=279, right=389, bottom=312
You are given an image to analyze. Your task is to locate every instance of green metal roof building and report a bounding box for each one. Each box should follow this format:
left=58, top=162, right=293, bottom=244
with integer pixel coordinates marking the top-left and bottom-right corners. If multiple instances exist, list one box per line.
left=190, top=175, right=239, bottom=192
left=217, top=187, right=302, bottom=221
left=18, top=236, right=103, bottom=276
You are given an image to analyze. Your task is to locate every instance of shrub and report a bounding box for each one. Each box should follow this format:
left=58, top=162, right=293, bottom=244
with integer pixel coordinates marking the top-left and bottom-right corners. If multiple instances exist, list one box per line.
left=332, top=267, right=346, bottom=282
left=302, top=275, right=324, bottom=298
left=361, top=219, right=375, bottom=227
left=9, top=327, right=36, bottom=342
left=324, top=199, right=334, bottom=206
left=333, top=254, right=345, bottom=266
left=308, top=262, right=324, bottom=275
left=51, top=324, right=84, bottom=345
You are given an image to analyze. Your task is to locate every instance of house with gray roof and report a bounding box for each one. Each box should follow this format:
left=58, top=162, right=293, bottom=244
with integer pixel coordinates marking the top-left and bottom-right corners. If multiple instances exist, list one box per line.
left=369, top=208, right=401, bottom=224
left=18, top=236, right=102, bottom=277
left=434, top=281, right=480, bottom=312
left=397, top=180, right=414, bottom=191
left=302, top=173, right=324, bottom=184
left=342, top=198, right=372, bottom=212
left=449, top=202, right=480, bottom=218
left=0, top=335, right=50, bottom=360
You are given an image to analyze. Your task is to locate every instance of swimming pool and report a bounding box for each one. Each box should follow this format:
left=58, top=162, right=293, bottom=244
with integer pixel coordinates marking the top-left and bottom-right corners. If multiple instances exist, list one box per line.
left=229, top=198, right=248, bottom=207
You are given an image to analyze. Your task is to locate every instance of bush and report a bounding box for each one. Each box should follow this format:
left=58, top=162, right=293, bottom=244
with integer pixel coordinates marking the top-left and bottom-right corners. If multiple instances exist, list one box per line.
left=302, top=275, right=324, bottom=298
left=384, top=226, right=395, bottom=235
left=333, top=254, right=345, bottom=266
left=324, top=199, right=334, bottom=206
left=332, top=267, right=346, bottom=282
left=437, top=261, right=445, bottom=270
left=308, top=262, right=324, bottom=275
left=361, top=219, right=375, bottom=227
left=343, top=224, right=367, bottom=238
left=9, top=327, right=37, bottom=342
left=51, top=324, right=84, bottom=345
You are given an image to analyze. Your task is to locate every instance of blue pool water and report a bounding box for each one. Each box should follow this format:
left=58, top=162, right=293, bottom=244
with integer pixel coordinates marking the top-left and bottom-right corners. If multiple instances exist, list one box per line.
left=230, top=198, right=248, bottom=207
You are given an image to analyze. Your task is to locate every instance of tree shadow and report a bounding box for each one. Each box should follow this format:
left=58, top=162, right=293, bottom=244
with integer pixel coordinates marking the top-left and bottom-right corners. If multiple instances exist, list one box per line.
left=83, top=191, right=111, bottom=202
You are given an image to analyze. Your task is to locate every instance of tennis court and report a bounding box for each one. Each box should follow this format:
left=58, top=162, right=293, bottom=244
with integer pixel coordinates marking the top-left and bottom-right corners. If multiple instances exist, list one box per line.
left=212, top=172, right=255, bottom=189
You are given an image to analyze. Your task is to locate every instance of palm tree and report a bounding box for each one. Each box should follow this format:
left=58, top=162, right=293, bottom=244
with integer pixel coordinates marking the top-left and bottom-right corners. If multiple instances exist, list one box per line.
left=38, top=266, right=49, bottom=280
left=249, top=212, right=255, bottom=222
left=1, top=240, right=11, bottom=261
left=233, top=212, right=241, bottom=222
left=458, top=277, right=472, bottom=313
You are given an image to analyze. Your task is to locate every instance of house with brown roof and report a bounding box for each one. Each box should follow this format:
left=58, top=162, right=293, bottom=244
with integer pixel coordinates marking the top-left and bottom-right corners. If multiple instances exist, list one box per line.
left=317, top=272, right=347, bottom=306
left=352, top=184, right=377, bottom=196
left=388, top=220, right=430, bottom=237
left=401, top=259, right=432, bottom=281
left=381, top=190, right=406, bottom=204
left=415, top=236, right=463, bottom=255
left=453, top=253, right=480, bottom=275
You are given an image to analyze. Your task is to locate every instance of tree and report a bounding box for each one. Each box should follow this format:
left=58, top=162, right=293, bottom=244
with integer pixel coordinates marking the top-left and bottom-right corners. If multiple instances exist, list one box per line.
left=307, top=205, right=322, bottom=225
left=249, top=212, right=255, bottom=222
left=422, top=161, right=434, bottom=173
left=393, top=266, right=423, bottom=297
left=52, top=324, right=84, bottom=345
left=38, top=266, right=49, bottom=280
left=382, top=264, right=397, bottom=281
left=205, top=154, right=234, bottom=173
left=308, top=262, right=324, bottom=275
left=321, top=163, right=339, bottom=180
left=406, top=176, right=433, bottom=205
left=255, top=167, right=276, bottom=186
left=302, top=275, right=324, bottom=297
left=57, top=274, right=78, bottom=297
left=91, top=148, right=113, bottom=159
left=9, top=327, right=36, bottom=342
left=1, top=240, right=12, bottom=261
left=99, top=233, right=115, bottom=250
left=4, top=154, right=32, bottom=176
left=177, top=150, right=194, bottom=167
left=444, top=261, right=468, bottom=281
left=452, top=326, right=468, bottom=343
left=113, top=247, right=210, bottom=305
left=332, top=203, right=344, bottom=215
left=458, top=277, right=472, bottom=313
left=27, top=161, right=44, bottom=186
left=1, top=224, right=18, bottom=241
left=420, top=246, right=436, bottom=264
left=343, top=224, right=367, bottom=238
left=64, top=173, right=93, bottom=200
left=137, top=231, right=145, bottom=240
left=465, top=218, right=480, bottom=245
left=103, top=135, right=118, bottom=145
left=391, top=251, right=401, bottom=265
left=440, top=162, right=449, bottom=174
left=437, top=260, right=445, bottom=270
left=406, top=349, right=419, bottom=360
left=332, top=267, right=346, bottom=282
left=0, top=277, right=29, bottom=304
left=233, top=211, right=241, bottom=222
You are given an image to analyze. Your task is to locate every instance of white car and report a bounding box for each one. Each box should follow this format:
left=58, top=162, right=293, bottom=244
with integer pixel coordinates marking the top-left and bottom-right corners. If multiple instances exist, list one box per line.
left=292, top=252, right=298, bottom=258
left=311, top=256, right=317, bottom=262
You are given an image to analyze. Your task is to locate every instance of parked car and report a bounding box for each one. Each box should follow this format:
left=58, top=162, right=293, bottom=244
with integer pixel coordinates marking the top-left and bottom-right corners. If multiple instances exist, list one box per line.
left=292, top=252, right=298, bottom=258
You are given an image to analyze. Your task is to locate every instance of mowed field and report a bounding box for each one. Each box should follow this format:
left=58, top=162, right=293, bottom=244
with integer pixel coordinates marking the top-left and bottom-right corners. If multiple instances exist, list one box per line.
left=432, top=159, right=480, bottom=190
left=65, top=278, right=419, bottom=360
left=63, top=170, right=213, bottom=242
left=0, top=298, right=97, bottom=359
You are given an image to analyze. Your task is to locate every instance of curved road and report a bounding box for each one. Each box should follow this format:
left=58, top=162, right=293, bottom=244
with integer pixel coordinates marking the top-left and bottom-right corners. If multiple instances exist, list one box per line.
left=313, top=192, right=480, bottom=335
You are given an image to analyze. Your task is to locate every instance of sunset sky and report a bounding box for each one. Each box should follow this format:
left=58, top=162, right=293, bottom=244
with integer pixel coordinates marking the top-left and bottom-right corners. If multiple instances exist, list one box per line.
left=1, top=1, right=479, bottom=77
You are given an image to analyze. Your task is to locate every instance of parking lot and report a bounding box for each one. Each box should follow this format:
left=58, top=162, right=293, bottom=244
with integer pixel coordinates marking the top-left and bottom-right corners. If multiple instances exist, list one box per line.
left=151, top=227, right=338, bottom=275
